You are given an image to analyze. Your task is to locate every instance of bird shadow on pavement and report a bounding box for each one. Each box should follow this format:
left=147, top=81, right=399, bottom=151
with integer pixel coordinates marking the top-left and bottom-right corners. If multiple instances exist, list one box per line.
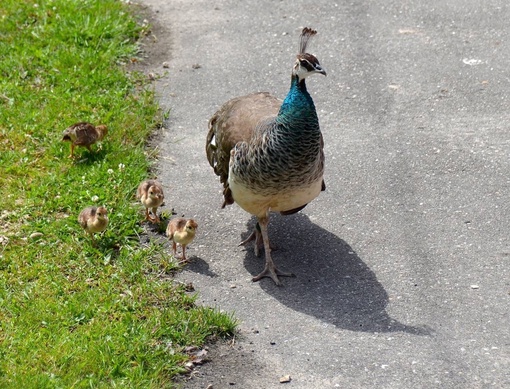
left=185, top=256, right=218, bottom=278
left=241, top=213, right=432, bottom=336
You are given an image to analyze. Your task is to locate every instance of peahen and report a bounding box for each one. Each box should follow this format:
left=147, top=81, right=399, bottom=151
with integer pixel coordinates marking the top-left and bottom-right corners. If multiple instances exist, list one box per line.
left=205, top=27, right=326, bottom=285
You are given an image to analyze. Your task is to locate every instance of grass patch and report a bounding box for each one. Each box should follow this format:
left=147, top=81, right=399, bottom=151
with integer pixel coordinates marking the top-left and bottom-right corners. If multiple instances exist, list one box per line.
left=0, top=1, right=236, bottom=387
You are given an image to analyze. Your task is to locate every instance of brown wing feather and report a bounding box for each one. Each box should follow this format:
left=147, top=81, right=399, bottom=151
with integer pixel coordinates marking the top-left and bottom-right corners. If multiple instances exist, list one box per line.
left=166, top=217, right=187, bottom=239
left=78, top=206, right=96, bottom=228
left=73, top=123, right=99, bottom=146
left=206, top=92, right=282, bottom=206
left=136, top=180, right=150, bottom=199
left=62, top=122, right=99, bottom=146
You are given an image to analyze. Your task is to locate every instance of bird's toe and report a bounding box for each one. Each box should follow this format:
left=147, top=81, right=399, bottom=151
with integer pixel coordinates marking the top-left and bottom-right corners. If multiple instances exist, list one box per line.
left=239, top=229, right=266, bottom=256
left=252, top=264, right=295, bottom=286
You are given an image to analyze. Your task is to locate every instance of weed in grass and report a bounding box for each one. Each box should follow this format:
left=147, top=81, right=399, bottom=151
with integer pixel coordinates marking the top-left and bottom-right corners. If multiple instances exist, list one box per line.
left=0, top=0, right=237, bottom=387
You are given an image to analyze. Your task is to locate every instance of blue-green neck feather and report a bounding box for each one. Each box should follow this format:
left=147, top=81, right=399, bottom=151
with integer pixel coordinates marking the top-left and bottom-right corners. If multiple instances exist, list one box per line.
left=277, top=75, right=318, bottom=125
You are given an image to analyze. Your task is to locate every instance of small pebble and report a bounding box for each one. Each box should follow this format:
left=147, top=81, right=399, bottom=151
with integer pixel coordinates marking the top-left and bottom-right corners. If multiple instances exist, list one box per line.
left=279, top=375, right=291, bottom=383
left=30, top=232, right=43, bottom=239
left=470, top=285, right=479, bottom=289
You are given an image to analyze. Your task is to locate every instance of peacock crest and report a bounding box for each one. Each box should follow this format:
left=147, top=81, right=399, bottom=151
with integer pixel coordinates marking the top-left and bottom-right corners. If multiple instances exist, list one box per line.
left=299, top=27, right=317, bottom=54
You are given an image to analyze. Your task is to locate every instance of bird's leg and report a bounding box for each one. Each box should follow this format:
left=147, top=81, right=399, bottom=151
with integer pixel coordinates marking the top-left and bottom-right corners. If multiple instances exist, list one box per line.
left=172, top=241, right=178, bottom=258
left=179, top=245, right=188, bottom=264
left=252, top=214, right=295, bottom=286
left=239, top=222, right=274, bottom=256
left=89, top=232, right=97, bottom=247
left=68, top=144, right=75, bottom=158
left=86, top=145, right=93, bottom=153
left=144, top=208, right=151, bottom=222
left=151, top=207, right=160, bottom=223
left=239, top=226, right=263, bottom=256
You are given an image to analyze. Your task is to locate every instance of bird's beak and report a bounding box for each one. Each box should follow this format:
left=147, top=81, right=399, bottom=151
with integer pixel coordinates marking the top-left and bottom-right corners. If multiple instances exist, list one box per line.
left=317, top=66, right=327, bottom=76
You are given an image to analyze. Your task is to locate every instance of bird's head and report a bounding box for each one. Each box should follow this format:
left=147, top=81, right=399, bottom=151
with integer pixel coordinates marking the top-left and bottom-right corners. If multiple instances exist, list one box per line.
left=293, top=53, right=327, bottom=81
left=62, top=127, right=75, bottom=142
left=185, top=219, right=198, bottom=233
left=96, top=125, right=108, bottom=140
left=96, top=206, right=108, bottom=221
left=148, top=185, right=164, bottom=201
left=292, top=27, right=327, bottom=81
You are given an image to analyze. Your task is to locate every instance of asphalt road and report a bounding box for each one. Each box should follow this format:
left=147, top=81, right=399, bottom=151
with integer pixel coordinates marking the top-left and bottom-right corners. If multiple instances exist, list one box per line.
left=138, top=0, right=509, bottom=387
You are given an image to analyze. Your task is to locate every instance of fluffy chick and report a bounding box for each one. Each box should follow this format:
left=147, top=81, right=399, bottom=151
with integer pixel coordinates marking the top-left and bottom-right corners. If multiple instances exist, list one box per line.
left=62, top=122, right=108, bottom=158
left=78, top=206, right=108, bottom=244
left=136, top=179, right=165, bottom=223
left=166, top=218, right=198, bottom=263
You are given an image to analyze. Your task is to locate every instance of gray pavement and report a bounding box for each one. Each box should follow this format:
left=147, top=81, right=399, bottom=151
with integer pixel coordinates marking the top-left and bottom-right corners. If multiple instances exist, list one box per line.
left=138, top=0, right=510, bottom=387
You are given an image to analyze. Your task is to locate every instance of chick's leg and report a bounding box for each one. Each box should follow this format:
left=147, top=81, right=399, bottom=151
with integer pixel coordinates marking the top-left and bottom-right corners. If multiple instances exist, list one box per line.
left=179, top=245, right=188, bottom=263
left=89, top=232, right=97, bottom=247
left=252, top=214, right=295, bottom=286
left=151, top=207, right=160, bottom=223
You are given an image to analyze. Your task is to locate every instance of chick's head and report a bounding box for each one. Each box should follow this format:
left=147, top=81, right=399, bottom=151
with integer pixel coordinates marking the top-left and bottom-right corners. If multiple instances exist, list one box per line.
left=96, top=206, right=108, bottom=221
left=185, top=219, right=198, bottom=233
left=96, top=125, right=108, bottom=141
left=149, top=185, right=164, bottom=201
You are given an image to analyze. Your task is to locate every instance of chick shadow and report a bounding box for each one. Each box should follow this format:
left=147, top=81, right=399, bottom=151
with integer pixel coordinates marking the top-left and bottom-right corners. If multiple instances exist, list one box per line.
left=242, top=213, right=431, bottom=335
left=185, top=256, right=218, bottom=278
left=72, top=146, right=108, bottom=165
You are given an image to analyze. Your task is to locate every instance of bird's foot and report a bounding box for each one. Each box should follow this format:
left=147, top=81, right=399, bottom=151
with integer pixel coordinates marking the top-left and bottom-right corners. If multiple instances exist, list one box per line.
left=145, top=214, right=160, bottom=224
left=252, top=264, right=295, bottom=286
left=239, top=229, right=263, bottom=256
left=178, top=257, right=189, bottom=264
